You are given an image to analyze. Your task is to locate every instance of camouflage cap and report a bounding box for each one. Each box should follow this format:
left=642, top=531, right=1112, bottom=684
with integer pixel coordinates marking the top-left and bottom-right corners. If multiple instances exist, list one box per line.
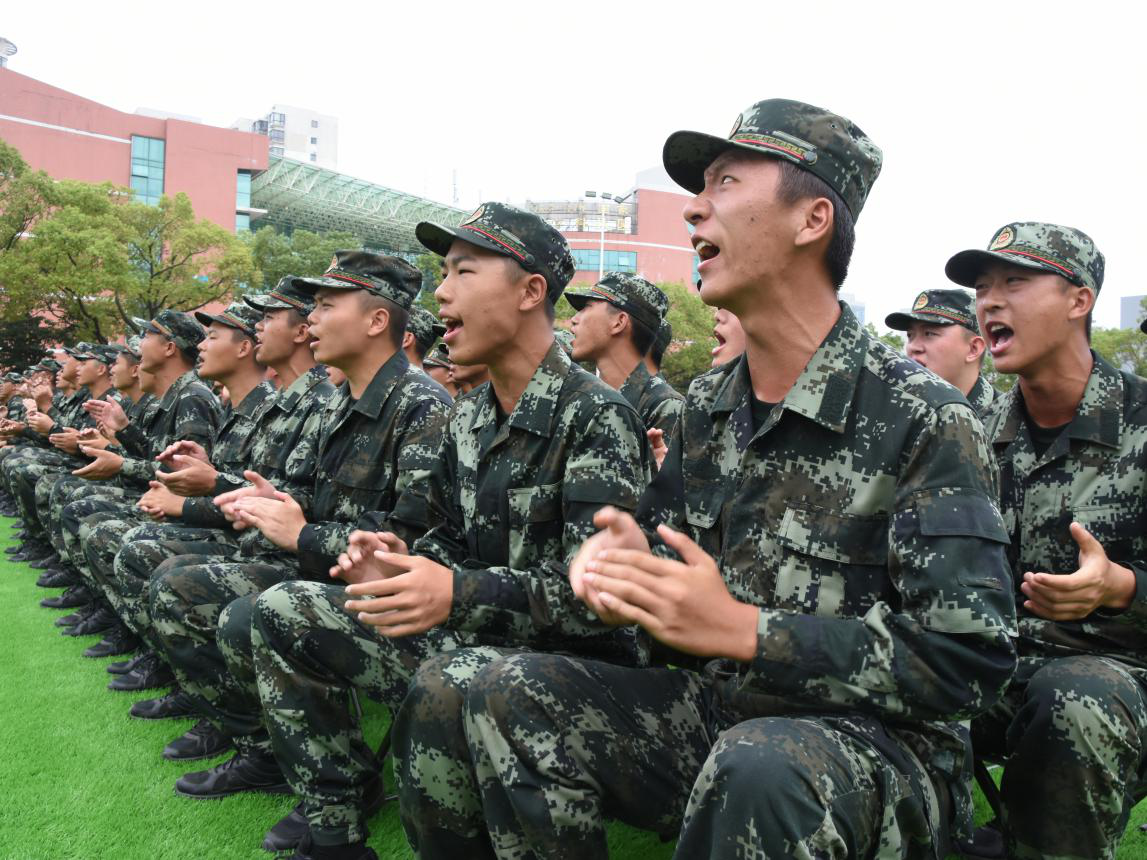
left=946, top=222, right=1105, bottom=295
left=195, top=301, right=261, bottom=338
left=109, top=335, right=143, bottom=360
left=243, top=276, right=316, bottom=317
left=416, top=202, right=576, bottom=304
left=654, top=317, right=673, bottom=355
left=423, top=342, right=452, bottom=370
left=564, top=272, right=668, bottom=333
left=292, top=251, right=421, bottom=311
left=86, top=344, right=122, bottom=365
left=136, top=310, right=207, bottom=353
left=885, top=288, right=979, bottom=334
left=553, top=328, right=575, bottom=357
left=38, top=358, right=62, bottom=372
left=66, top=342, right=98, bottom=360
left=3, top=371, right=24, bottom=383
left=662, top=98, right=883, bottom=218
left=407, top=306, right=447, bottom=352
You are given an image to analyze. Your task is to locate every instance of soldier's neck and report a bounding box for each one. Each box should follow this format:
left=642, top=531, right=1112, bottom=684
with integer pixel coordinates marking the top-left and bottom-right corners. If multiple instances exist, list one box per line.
left=86, top=377, right=112, bottom=400
left=148, top=360, right=190, bottom=397
left=269, top=349, right=317, bottom=391
left=118, top=381, right=143, bottom=403
left=219, top=364, right=265, bottom=409
left=1018, top=340, right=1093, bottom=428
left=740, top=283, right=841, bottom=403
left=342, top=341, right=397, bottom=399
left=595, top=344, right=643, bottom=391
left=488, top=318, right=555, bottom=416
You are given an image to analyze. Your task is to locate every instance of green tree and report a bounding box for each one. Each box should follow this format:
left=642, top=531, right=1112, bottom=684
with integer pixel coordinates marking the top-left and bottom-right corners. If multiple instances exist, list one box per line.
left=1091, top=326, right=1147, bottom=377
left=246, top=225, right=360, bottom=291
left=0, top=138, right=55, bottom=253
left=0, top=317, right=65, bottom=373
left=0, top=177, right=254, bottom=341
left=414, top=253, right=442, bottom=314
left=658, top=281, right=716, bottom=393
left=864, top=323, right=905, bottom=353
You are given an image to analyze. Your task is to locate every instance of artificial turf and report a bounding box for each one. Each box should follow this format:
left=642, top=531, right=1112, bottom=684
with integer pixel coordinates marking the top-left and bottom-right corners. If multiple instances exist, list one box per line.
left=5, top=511, right=1147, bottom=858
left=0, top=515, right=673, bottom=859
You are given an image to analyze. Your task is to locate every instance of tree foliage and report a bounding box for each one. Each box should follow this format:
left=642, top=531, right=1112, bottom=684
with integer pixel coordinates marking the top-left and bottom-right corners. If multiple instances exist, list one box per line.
left=244, top=225, right=361, bottom=292
left=0, top=142, right=255, bottom=341
left=657, top=281, right=716, bottom=393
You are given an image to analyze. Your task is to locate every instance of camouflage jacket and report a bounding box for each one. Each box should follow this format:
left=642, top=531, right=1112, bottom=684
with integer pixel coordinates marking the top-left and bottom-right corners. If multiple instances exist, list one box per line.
left=116, top=371, right=221, bottom=488
left=291, top=352, right=450, bottom=577
left=967, top=375, right=997, bottom=419
left=618, top=361, right=684, bottom=438
left=638, top=305, right=1017, bottom=825
left=413, top=340, right=651, bottom=661
left=180, top=381, right=276, bottom=527
left=417, top=367, right=455, bottom=405
left=985, top=353, right=1147, bottom=674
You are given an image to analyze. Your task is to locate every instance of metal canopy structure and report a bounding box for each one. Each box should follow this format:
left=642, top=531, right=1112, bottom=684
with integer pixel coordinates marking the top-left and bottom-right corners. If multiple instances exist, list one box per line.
left=251, top=157, right=466, bottom=254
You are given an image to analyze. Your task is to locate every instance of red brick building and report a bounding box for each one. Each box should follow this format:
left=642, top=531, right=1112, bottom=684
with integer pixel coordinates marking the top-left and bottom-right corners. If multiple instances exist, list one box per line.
left=0, top=68, right=267, bottom=233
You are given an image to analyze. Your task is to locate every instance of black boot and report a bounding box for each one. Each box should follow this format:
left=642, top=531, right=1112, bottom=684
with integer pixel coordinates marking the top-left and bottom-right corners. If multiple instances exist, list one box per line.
left=55, top=604, right=96, bottom=628
left=37, top=567, right=78, bottom=588
left=41, top=583, right=93, bottom=609
left=261, top=776, right=387, bottom=853
left=82, top=624, right=140, bottom=658
left=163, top=719, right=232, bottom=760
left=107, top=651, right=151, bottom=674
left=174, top=750, right=292, bottom=799
left=63, top=604, right=120, bottom=637
left=288, top=833, right=378, bottom=860
left=28, top=552, right=61, bottom=570
left=107, top=651, right=174, bottom=691
left=129, top=688, right=196, bottom=720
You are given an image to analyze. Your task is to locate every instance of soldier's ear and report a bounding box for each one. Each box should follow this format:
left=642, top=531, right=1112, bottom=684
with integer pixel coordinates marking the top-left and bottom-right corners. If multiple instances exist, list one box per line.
left=366, top=304, right=391, bottom=338
left=518, top=272, right=548, bottom=314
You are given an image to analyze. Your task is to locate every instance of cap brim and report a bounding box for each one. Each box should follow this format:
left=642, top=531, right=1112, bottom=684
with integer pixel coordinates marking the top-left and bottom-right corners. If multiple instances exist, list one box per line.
left=194, top=310, right=247, bottom=332
left=415, top=221, right=516, bottom=262
left=563, top=292, right=598, bottom=312
left=884, top=311, right=958, bottom=331
left=945, top=249, right=1059, bottom=288
left=663, top=130, right=749, bottom=194
left=291, top=275, right=361, bottom=297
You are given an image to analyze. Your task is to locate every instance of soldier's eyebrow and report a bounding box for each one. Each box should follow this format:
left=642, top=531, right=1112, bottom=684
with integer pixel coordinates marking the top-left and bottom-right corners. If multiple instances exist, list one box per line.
left=703, top=152, right=739, bottom=184
left=445, top=253, right=478, bottom=269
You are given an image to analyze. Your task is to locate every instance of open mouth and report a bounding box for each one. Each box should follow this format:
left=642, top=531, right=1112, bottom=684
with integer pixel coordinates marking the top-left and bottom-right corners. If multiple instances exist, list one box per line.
left=441, top=316, right=463, bottom=342
left=694, top=237, right=720, bottom=264
left=985, top=321, right=1014, bottom=356
left=712, top=328, right=726, bottom=356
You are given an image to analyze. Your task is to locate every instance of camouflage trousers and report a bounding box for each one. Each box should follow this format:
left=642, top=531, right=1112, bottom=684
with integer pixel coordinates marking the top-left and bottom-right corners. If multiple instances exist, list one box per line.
left=111, top=528, right=241, bottom=644
left=970, top=654, right=1147, bottom=860
left=150, top=556, right=301, bottom=755
left=59, top=492, right=134, bottom=581
left=395, top=650, right=946, bottom=860
left=4, top=449, right=78, bottom=541
left=250, top=580, right=473, bottom=846
left=43, top=474, right=125, bottom=559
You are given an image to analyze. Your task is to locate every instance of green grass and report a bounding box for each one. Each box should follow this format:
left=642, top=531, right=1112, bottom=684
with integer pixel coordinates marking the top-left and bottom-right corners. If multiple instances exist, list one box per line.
left=0, top=515, right=672, bottom=860
left=4, top=512, right=1147, bottom=858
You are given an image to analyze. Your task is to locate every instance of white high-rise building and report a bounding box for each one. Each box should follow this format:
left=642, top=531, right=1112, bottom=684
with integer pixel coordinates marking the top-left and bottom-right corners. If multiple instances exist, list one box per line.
left=232, top=105, right=338, bottom=169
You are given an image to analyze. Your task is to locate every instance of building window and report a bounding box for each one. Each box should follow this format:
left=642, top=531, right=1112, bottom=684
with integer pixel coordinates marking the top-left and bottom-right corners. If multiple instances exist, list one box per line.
left=571, top=249, right=637, bottom=274
left=269, top=129, right=285, bottom=143
left=270, top=112, right=285, bottom=124
left=270, top=145, right=284, bottom=157
left=236, top=171, right=252, bottom=209
left=311, top=119, right=319, bottom=128
left=235, top=213, right=251, bottom=233
left=309, top=153, right=317, bottom=162
left=130, top=135, right=165, bottom=205
left=310, top=137, right=318, bottom=145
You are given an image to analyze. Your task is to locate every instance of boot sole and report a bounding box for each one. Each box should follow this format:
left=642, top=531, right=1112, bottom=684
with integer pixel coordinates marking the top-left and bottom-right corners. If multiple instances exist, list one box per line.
left=174, top=781, right=293, bottom=799
left=130, top=708, right=197, bottom=721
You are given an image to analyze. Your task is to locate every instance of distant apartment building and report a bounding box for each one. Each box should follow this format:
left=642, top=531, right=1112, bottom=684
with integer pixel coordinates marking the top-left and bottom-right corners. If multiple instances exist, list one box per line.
left=232, top=105, right=338, bottom=169
left=840, top=293, right=867, bottom=325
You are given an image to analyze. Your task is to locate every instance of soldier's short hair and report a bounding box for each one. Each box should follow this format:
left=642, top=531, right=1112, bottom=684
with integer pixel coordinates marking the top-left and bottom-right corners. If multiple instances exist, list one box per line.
left=775, top=160, right=855, bottom=290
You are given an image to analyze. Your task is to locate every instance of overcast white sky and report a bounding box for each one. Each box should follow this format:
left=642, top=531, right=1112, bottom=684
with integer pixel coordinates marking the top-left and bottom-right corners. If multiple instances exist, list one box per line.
left=6, top=1, right=1145, bottom=328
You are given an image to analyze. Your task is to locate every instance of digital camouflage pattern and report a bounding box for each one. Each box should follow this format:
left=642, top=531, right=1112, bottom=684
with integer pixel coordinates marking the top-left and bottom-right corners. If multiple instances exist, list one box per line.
left=291, top=351, right=450, bottom=575
left=403, top=305, right=1018, bottom=859
left=416, top=202, right=576, bottom=304
left=971, top=352, right=1147, bottom=858
left=565, top=272, right=669, bottom=333
left=408, top=306, right=446, bottom=353
left=966, top=375, right=997, bottom=419
left=136, top=309, right=207, bottom=354
left=293, top=251, right=422, bottom=312
left=249, top=338, right=651, bottom=846
left=946, top=221, right=1105, bottom=295
left=114, top=370, right=221, bottom=487
left=193, top=300, right=262, bottom=337
left=885, top=287, right=980, bottom=334
left=618, top=360, right=684, bottom=438
left=243, top=276, right=317, bottom=316
left=663, top=98, right=884, bottom=217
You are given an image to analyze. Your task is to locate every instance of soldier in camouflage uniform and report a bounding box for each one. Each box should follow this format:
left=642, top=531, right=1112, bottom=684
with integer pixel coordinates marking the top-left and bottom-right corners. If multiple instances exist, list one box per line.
left=403, top=306, right=453, bottom=402
left=52, top=311, right=219, bottom=664
left=107, top=284, right=333, bottom=743
left=143, top=253, right=448, bottom=809
left=568, top=272, right=684, bottom=439
left=244, top=204, right=650, bottom=859
left=421, top=343, right=456, bottom=397
left=885, top=287, right=996, bottom=418
left=394, top=100, right=1018, bottom=860
left=73, top=302, right=274, bottom=665
left=645, top=316, right=673, bottom=376
left=944, top=223, right=1147, bottom=860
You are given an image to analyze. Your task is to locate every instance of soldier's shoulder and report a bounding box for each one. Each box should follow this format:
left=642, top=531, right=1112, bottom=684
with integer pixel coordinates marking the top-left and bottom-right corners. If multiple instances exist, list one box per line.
left=398, top=365, right=451, bottom=409
left=647, top=372, right=685, bottom=403
left=561, top=362, right=642, bottom=419
left=1120, top=369, right=1147, bottom=423
left=683, top=359, right=737, bottom=410
left=863, top=337, right=973, bottom=418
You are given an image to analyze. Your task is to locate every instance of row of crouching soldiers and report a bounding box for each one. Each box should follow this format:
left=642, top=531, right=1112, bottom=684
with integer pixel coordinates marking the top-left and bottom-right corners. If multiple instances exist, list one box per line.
left=1, top=96, right=1144, bottom=860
